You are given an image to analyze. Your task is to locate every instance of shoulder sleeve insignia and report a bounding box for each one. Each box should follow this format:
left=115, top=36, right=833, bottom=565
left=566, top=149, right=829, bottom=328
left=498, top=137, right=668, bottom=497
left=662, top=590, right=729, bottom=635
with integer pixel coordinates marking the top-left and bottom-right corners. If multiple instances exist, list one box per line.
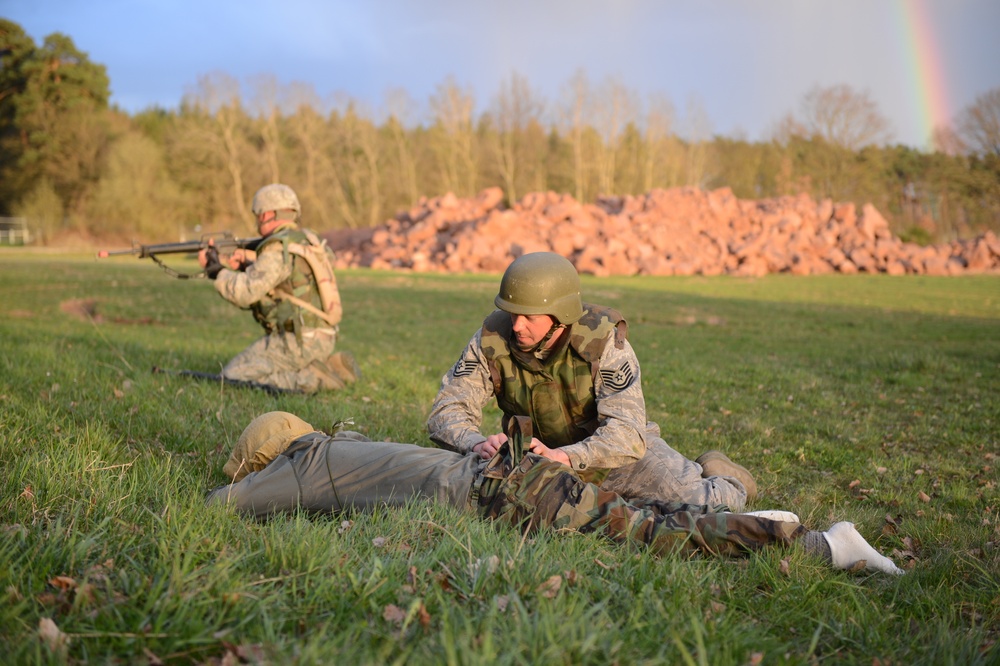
left=452, top=356, right=476, bottom=378
left=599, top=361, right=635, bottom=391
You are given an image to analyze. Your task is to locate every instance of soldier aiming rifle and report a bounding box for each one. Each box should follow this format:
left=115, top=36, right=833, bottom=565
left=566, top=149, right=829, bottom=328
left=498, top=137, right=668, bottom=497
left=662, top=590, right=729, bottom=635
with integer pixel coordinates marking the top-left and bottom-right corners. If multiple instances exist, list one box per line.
left=99, top=183, right=360, bottom=394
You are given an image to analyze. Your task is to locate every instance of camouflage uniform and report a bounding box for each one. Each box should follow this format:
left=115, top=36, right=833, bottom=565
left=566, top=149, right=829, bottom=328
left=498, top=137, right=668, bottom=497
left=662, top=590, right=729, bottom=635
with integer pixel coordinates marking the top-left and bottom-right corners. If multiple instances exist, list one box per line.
left=207, top=428, right=802, bottom=558
left=427, top=304, right=749, bottom=509
left=214, top=223, right=342, bottom=393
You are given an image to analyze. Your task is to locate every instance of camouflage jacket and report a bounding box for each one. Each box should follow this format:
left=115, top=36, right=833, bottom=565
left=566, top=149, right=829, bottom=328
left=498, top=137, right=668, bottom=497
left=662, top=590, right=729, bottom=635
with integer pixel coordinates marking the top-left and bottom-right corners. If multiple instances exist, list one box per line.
left=427, top=304, right=647, bottom=474
left=214, top=223, right=338, bottom=336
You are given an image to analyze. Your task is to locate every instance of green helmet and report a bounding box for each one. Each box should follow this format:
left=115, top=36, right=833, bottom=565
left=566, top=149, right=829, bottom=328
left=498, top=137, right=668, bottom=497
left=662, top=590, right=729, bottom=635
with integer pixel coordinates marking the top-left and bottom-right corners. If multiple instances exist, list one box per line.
left=494, top=252, right=583, bottom=324
left=252, top=184, right=301, bottom=218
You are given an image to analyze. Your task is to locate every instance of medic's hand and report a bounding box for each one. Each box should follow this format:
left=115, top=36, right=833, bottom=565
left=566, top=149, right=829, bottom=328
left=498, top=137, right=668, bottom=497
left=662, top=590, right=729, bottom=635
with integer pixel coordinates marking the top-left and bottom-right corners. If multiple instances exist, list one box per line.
left=528, top=438, right=571, bottom=466
left=473, top=433, right=508, bottom=459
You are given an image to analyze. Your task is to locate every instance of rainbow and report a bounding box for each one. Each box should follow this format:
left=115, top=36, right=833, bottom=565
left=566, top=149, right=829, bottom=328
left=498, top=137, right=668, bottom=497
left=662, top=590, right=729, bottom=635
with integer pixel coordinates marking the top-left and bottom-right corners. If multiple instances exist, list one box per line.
left=898, top=0, right=951, bottom=148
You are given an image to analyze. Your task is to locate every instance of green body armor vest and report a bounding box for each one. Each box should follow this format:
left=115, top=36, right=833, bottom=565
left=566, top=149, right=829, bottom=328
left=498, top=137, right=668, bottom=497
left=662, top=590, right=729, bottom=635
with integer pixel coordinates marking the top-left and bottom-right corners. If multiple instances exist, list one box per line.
left=479, top=304, right=628, bottom=450
left=251, top=228, right=329, bottom=335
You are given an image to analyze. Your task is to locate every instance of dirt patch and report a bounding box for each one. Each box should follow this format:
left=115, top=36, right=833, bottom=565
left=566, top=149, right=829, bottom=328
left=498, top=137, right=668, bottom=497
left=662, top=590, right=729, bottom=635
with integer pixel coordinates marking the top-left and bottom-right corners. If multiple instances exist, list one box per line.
left=60, top=298, right=102, bottom=322
left=58, top=299, right=159, bottom=325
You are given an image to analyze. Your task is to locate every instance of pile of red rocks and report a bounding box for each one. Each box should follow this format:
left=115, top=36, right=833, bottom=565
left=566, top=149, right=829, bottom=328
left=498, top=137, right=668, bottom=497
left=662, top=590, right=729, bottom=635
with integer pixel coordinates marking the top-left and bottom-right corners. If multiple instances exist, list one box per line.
left=325, top=186, right=1000, bottom=276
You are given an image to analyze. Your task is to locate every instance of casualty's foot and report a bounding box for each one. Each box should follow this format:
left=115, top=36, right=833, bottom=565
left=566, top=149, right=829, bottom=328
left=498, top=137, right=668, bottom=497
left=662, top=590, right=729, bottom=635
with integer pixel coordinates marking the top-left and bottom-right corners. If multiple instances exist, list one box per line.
left=696, top=450, right=758, bottom=502
left=326, top=351, right=361, bottom=384
left=823, top=521, right=905, bottom=575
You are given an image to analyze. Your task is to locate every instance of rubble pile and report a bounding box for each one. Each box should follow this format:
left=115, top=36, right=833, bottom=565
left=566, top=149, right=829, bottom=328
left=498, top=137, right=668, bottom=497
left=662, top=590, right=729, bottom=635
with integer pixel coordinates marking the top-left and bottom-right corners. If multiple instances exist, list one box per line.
left=325, top=186, right=1000, bottom=276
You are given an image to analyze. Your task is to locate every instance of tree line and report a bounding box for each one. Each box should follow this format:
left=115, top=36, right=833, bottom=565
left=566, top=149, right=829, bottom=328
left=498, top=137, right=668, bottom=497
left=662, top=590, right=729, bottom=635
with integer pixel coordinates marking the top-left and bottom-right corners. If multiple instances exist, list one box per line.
left=2, top=19, right=999, bottom=245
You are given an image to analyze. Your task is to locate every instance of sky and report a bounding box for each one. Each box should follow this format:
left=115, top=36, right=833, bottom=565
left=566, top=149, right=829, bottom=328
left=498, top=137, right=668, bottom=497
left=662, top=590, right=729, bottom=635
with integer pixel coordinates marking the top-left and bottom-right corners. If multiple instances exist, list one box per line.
left=4, top=0, right=999, bottom=149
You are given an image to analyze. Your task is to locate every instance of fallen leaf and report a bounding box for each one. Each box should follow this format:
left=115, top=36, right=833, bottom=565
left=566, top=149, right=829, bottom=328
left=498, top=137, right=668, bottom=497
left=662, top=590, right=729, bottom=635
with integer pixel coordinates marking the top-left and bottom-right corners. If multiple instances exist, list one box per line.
left=48, top=576, right=77, bottom=591
left=918, top=491, right=931, bottom=503
left=779, top=558, right=791, bottom=575
left=846, top=560, right=867, bottom=573
left=383, top=604, right=406, bottom=624
left=38, top=618, right=69, bottom=652
left=537, top=575, right=562, bottom=599
left=496, top=595, right=509, bottom=612
left=849, top=479, right=861, bottom=489
left=417, top=603, right=431, bottom=628
left=372, top=536, right=387, bottom=547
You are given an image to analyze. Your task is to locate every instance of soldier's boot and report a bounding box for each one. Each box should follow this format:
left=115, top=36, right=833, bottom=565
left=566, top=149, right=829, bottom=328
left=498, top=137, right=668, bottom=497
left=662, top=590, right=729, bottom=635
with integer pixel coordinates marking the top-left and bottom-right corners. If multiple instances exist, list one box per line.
left=309, top=360, right=347, bottom=391
left=326, top=351, right=361, bottom=384
left=696, top=450, right=758, bottom=502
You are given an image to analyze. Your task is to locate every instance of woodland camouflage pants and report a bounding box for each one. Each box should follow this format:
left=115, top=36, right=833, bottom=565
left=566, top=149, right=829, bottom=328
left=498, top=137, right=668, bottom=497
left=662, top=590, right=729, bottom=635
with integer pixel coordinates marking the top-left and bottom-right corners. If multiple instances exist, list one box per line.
left=478, top=453, right=806, bottom=558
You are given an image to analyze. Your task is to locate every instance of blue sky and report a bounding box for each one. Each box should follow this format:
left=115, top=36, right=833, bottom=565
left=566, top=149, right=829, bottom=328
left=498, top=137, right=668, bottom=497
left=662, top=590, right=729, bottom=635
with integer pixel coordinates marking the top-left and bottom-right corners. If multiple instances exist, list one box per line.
left=5, top=0, right=999, bottom=149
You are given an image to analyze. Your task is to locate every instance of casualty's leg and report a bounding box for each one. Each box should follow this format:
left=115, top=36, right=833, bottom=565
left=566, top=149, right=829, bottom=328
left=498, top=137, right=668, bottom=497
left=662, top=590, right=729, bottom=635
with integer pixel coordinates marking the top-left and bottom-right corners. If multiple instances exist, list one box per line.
left=481, top=454, right=904, bottom=574
left=483, top=453, right=802, bottom=558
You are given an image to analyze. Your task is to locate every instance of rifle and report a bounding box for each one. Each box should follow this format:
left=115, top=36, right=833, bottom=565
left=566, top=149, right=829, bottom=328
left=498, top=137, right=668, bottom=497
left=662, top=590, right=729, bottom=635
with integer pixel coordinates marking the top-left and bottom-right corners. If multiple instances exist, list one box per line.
left=152, top=366, right=302, bottom=395
left=97, top=232, right=263, bottom=279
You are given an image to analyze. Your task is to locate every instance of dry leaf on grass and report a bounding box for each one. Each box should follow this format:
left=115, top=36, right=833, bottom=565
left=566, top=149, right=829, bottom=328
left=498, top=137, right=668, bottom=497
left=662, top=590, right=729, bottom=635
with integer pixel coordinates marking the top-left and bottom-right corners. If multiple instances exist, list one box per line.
left=383, top=604, right=406, bottom=624
left=537, top=575, right=562, bottom=599
left=38, top=618, right=69, bottom=652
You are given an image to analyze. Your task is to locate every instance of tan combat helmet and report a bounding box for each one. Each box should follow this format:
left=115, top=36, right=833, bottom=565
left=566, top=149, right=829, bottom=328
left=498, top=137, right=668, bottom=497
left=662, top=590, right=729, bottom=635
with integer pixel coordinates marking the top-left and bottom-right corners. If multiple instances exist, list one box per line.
left=251, top=184, right=301, bottom=220
left=494, top=252, right=583, bottom=324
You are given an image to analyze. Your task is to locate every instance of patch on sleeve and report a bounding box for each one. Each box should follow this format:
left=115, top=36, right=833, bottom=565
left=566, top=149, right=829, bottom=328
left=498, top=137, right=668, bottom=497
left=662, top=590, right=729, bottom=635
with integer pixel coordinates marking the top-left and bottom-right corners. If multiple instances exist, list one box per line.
left=452, top=356, right=476, bottom=378
left=599, top=361, right=635, bottom=391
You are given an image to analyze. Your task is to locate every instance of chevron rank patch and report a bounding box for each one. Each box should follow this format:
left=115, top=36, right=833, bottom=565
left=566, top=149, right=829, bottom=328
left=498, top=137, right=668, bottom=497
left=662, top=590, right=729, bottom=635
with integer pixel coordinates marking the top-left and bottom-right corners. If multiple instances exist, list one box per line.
left=600, top=361, right=635, bottom=391
left=452, top=356, right=476, bottom=378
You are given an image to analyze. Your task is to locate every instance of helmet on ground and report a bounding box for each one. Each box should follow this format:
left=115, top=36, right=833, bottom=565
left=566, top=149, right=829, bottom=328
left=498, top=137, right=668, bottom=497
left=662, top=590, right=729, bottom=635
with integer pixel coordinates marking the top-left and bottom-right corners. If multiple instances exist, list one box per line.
left=251, top=184, right=301, bottom=218
left=494, top=252, right=583, bottom=324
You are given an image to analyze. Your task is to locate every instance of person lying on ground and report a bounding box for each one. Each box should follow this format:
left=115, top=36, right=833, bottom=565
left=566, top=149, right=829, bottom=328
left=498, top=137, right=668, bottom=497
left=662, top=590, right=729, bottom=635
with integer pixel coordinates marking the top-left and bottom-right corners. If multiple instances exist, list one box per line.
left=207, top=411, right=905, bottom=576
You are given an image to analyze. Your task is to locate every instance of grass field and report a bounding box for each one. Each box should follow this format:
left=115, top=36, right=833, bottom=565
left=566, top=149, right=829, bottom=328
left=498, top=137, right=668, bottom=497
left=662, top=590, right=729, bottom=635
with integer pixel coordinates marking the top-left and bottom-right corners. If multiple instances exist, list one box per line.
left=1, top=250, right=998, bottom=665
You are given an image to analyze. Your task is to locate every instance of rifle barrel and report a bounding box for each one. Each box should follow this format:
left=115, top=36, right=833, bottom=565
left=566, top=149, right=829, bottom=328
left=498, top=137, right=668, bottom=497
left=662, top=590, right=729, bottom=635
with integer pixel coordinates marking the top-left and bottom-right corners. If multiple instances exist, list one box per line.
left=97, top=235, right=263, bottom=259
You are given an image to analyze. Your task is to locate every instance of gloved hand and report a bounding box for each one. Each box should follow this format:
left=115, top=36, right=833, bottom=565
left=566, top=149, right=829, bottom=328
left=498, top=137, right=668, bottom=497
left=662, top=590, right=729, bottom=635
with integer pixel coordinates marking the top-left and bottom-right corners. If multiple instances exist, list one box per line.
left=203, top=246, right=225, bottom=280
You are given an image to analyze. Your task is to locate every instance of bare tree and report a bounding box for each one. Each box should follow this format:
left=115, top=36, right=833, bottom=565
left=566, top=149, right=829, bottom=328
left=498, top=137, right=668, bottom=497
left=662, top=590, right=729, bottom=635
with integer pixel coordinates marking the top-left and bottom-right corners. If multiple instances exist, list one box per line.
left=556, top=69, right=592, bottom=201
left=931, top=123, right=967, bottom=156
left=180, top=72, right=255, bottom=232
left=383, top=87, right=421, bottom=205
left=592, top=76, right=638, bottom=195
left=489, top=71, right=545, bottom=203
left=249, top=73, right=284, bottom=183
left=798, top=83, right=893, bottom=150
left=428, top=76, right=478, bottom=195
left=957, top=87, right=1000, bottom=156
left=284, top=83, right=344, bottom=229
left=642, top=92, right=677, bottom=191
left=682, top=94, right=713, bottom=187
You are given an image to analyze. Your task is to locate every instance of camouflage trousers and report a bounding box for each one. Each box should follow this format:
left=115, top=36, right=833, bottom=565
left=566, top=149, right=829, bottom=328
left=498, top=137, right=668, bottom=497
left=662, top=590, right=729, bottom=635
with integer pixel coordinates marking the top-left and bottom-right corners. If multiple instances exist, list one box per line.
left=223, top=328, right=335, bottom=392
left=479, top=452, right=804, bottom=558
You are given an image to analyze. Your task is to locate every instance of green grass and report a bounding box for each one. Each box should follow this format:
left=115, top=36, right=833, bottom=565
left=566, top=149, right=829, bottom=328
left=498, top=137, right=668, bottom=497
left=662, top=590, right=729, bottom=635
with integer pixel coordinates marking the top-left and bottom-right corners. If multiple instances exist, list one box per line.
left=1, top=250, right=998, bottom=664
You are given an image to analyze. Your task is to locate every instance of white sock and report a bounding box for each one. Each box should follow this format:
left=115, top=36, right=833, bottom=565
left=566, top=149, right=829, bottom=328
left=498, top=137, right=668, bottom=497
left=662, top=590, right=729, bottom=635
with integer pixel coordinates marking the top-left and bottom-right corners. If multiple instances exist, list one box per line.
left=743, top=510, right=801, bottom=523
left=823, top=522, right=905, bottom=575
